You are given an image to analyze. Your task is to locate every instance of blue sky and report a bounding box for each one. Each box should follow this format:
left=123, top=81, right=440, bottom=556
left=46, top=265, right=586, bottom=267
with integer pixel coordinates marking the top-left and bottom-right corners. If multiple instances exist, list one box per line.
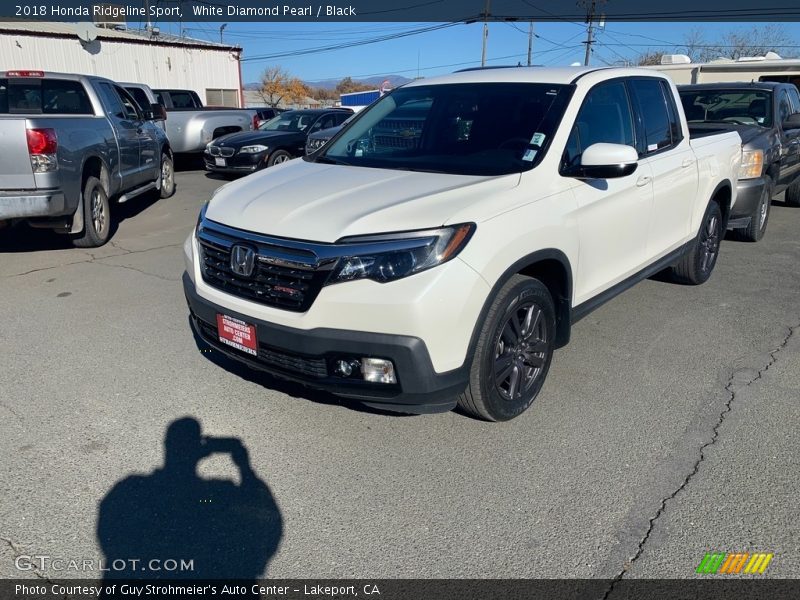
left=155, top=21, right=800, bottom=83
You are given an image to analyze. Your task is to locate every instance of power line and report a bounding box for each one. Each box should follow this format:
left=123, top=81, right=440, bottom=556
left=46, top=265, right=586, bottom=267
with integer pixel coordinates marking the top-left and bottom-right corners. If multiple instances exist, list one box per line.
left=241, top=22, right=466, bottom=62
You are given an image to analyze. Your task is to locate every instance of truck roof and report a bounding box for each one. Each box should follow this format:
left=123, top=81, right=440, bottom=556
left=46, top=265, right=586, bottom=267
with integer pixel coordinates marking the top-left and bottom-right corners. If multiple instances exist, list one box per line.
left=678, top=81, right=787, bottom=92
left=405, top=66, right=671, bottom=87
left=3, top=70, right=112, bottom=84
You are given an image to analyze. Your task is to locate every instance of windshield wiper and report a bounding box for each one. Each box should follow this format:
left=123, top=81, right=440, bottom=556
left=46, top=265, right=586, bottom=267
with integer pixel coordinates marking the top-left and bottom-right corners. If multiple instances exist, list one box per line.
left=314, top=155, right=348, bottom=165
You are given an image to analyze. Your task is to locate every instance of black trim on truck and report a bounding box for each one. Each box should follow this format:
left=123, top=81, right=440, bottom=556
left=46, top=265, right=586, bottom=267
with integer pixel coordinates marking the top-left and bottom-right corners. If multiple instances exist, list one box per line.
left=183, top=273, right=467, bottom=414
left=571, top=241, right=692, bottom=323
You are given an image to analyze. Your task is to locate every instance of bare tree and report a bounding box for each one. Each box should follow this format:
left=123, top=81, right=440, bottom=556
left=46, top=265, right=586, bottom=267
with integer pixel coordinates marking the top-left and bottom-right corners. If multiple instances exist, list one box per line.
left=634, top=25, right=797, bottom=67
left=635, top=50, right=665, bottom=66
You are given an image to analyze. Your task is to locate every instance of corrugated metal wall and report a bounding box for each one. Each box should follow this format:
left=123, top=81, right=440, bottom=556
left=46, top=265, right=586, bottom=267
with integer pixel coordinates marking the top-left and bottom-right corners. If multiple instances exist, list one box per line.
left=1, top=33, right=241, bottom=106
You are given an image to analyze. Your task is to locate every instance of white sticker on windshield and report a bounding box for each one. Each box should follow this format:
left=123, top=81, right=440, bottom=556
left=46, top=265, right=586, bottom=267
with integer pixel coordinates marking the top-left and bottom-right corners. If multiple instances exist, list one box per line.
left=522, top=148, right=538, bottom=162
left=647, top=143, right=658, bottom=152
left=530, top=132, right=546, bottom=146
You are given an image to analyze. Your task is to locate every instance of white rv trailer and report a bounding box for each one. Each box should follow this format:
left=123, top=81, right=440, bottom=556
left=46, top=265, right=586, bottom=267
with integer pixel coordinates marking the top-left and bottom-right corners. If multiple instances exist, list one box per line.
left=649, top=54, right=800, bottom=87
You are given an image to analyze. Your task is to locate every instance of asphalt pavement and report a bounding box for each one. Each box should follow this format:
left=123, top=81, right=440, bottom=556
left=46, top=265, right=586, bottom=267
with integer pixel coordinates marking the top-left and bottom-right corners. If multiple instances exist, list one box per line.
left=1, top=166, right=798, bottom=587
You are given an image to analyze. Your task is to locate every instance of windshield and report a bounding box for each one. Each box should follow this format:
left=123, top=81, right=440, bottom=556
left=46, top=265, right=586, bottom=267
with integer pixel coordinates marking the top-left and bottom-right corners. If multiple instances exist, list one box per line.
left=318, top=83, right=572, bottom=176
left=679, top=90, right=773, bottom=128
left=259, top=111, right=318, bottom=132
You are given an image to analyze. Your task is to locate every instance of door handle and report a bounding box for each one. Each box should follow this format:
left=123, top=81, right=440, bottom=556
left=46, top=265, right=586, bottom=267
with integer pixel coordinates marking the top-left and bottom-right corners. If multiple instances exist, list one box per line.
left=636, top=175, right=652, bottom=187
left=682, top=158, right=695, bottom=168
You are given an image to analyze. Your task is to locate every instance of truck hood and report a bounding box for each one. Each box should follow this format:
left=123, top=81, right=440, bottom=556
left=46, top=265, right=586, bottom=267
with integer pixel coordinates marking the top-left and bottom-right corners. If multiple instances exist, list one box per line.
left=212, top=130, right=298, bottom=147
left=206, top=158, right=520, bottom=242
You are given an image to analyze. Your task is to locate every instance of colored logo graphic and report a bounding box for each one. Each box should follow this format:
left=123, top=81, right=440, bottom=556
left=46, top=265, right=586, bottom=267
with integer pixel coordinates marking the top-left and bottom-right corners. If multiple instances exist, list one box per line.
left=696, top=552, right=774, bottom=574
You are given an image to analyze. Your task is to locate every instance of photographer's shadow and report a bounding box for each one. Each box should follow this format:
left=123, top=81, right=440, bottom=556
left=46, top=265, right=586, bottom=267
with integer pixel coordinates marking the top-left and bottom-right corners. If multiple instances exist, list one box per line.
left=96, top=417, right=283, bottom=580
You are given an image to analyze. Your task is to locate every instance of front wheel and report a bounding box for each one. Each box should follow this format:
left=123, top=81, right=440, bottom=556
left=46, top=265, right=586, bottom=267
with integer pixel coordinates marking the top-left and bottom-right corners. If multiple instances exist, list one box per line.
left=267, top=150, right=292, bottom=167
left=735, top=176, right=773, bottom=242
left=671, top=200, right=722, bottom=285
left=458, top=275, right=556, bottom=421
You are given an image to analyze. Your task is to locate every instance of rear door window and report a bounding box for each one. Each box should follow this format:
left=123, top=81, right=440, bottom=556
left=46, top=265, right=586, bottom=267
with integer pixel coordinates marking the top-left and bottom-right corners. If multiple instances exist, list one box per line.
left=628, top=78, right=672, bottom=155
left=169, top=91, right=197, bottom=108
left=0, top=78, right=93, bottom=114
left=787, top=87, right=800, bottom=114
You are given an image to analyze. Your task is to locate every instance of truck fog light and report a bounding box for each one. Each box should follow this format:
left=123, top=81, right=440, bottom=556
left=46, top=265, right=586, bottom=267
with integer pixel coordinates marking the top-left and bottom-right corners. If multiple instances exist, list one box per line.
left=361, top=358, right=396, bottom=384
left=334, top=359, right=360, bottom=377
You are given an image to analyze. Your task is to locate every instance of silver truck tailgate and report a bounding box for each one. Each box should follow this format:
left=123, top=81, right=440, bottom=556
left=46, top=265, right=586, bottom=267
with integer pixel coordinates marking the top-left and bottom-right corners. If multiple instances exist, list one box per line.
left=0, top=119, right=36, bottom=189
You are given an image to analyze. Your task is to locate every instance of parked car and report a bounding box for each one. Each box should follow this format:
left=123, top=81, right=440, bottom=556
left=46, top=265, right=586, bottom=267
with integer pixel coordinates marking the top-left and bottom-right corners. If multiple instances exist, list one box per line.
left=121, top=84, right=256, bottom=154
left=0, top=70, right=174, bottom=247
left=254, top=107, right=285, bottom=128
left=304, top=114, right=356, bottom=155
left=203, top=108, right=352, bottom=176
left=183, top=67, right=741, bottom=421
left=679, top=81, right=800, bottom=241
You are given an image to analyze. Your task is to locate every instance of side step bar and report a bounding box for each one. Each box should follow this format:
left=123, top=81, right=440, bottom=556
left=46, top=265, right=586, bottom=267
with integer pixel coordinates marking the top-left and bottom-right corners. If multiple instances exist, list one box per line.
left=117, top=181, right=159, bottom=204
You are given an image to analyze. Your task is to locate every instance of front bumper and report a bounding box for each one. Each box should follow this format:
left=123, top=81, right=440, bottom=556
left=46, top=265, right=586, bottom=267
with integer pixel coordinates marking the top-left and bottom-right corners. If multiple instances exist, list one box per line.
left=728, top=177, right=767, bottom=228
left=183, top=273, right=467, bottom=414
left=0, top=190, right=67, bottom=220
left=203, top=152, right=264, bottom=174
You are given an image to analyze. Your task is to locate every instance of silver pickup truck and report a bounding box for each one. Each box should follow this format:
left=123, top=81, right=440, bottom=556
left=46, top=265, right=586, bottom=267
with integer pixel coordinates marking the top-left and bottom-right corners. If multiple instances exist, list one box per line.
left=123, top=84, right=256, bottom=154
left=0, top=70, right=175, bottom=247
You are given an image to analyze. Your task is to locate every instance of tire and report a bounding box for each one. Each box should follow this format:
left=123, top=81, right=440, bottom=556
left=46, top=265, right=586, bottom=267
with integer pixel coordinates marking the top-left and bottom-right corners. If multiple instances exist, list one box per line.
left=72, top=176, right=111, bottom=248
left=671, top=200, right=723, bottom=285
left=457, top=275, right=556, bottom=422
left=267, top=149, right=292, bottom=167
left=159, top=152, right=175, bottom=198
left=734, top=176, right=773, bottom=242
left=786, top=178, right=800, bottom=207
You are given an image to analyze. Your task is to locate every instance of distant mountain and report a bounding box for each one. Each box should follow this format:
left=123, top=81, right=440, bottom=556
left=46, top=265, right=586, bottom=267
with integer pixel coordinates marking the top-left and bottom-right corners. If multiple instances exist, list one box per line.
left=244, top=75, right=412, bottom=92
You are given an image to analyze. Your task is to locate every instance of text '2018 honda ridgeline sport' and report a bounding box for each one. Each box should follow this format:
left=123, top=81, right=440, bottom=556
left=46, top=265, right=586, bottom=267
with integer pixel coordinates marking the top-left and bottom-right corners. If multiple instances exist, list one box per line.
left=183, top=67, right=742, bottom=421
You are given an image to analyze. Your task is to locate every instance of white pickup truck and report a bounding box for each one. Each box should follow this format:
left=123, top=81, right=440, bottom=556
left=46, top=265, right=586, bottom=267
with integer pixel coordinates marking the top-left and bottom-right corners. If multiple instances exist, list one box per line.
left=183, top=67, right=742, bottom=421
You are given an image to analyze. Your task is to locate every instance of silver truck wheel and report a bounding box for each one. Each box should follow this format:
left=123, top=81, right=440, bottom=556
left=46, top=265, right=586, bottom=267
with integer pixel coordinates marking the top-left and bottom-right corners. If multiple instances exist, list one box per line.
left=73, top=176, right=111, bottom=248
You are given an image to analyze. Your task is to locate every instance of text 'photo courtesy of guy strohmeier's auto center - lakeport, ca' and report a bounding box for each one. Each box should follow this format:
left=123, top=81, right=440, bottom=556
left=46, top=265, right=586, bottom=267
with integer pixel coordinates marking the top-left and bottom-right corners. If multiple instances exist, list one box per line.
left=2, top=0, right=800, bottom=598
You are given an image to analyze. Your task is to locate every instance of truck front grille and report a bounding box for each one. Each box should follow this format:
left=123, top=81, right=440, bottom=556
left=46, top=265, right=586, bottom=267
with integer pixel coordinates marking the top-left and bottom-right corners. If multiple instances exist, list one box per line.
left=197, top=223, right=332, bottom=312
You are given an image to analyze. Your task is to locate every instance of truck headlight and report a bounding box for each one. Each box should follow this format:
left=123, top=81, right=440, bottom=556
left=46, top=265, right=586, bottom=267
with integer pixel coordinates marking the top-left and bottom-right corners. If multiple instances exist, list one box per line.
left=739, top=149, right=763, bottom=180
left=239, top=145, right=269, bottom=154
left=327, top=224, right=475, bottom=285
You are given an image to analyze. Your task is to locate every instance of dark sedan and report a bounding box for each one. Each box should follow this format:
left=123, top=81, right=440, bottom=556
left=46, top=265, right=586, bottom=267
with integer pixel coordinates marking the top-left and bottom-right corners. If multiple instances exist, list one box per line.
left=204, top=108, right=352, bottom=177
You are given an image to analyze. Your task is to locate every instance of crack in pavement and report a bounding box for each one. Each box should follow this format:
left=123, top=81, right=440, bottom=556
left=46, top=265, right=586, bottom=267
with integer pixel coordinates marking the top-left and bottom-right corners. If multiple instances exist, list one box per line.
left=602, top=320, right=800, bottom=599
left=90, top=260, right=180, bottom=282
left=6, top=243, right=183, bottom=280
left=0, top=535, right=49, bottom=582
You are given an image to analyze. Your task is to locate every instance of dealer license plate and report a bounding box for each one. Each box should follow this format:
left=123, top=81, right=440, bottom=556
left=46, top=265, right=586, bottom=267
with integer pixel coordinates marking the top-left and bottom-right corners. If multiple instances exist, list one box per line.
left=215, top=157, right=226, bottom=167
left=216, top=314, right=257, bottom=356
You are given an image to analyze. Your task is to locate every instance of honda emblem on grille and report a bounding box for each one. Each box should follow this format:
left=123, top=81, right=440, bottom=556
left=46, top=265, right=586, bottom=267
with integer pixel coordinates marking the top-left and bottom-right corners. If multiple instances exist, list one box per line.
left=230, top=244, right=256, bottom=277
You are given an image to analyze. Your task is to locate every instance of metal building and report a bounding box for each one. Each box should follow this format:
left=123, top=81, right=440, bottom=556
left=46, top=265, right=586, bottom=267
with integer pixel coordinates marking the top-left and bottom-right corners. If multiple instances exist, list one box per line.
left=0, top=21, right=245, bottom=106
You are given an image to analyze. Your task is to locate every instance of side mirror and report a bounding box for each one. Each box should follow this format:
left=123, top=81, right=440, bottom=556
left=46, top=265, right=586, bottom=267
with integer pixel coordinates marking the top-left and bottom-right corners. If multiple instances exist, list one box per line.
left=144, top=103, right=167, bottom=121
left=567, top=143, right=639, bottom=179
left=781, top=112, right=800, bottom=130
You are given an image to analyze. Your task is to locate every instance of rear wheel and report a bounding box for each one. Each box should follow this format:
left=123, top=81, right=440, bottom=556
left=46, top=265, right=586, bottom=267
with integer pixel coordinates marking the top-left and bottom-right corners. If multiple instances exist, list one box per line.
left=672, top=200, right=722, bottom=285
left=72, top=176, right=111, bottom=248
left=267, top=149, right=292, bottom=167
left=159, top=152, right=175, bottom=198
left=735, top=176, right=773, bottom=242
left=786, top=178, right=800, bottom=207
left=458, top=275, right=556, bottom=422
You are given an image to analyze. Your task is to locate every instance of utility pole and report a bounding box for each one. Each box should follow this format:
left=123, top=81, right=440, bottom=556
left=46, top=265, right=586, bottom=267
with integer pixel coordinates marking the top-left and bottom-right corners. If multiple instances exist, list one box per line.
left=219, top=23, right=227, bottom=44
left=480, top=0, right=491, bottom=67
left=582, top=0, right=595, bottom=66
left=527, top=21, right=534, bottom=66
left=580, top=0, right=606, bottom=66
